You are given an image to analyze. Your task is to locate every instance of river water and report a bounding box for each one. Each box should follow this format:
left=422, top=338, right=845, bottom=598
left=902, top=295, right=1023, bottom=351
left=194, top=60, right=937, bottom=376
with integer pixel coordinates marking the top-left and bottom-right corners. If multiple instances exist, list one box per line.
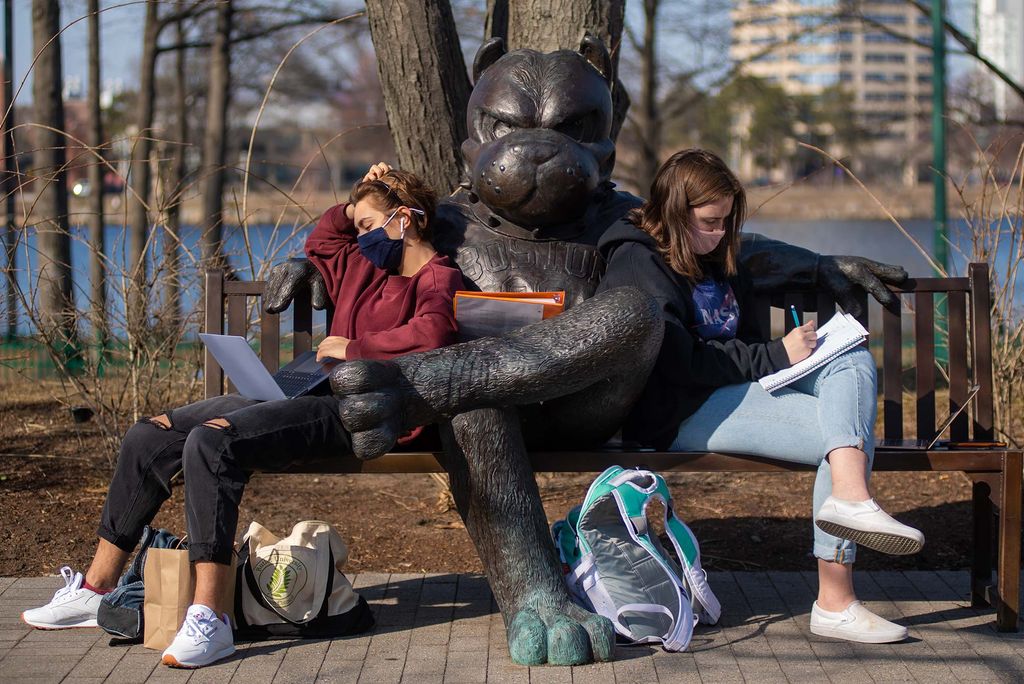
left=3, top=216, right=1016, bottom=337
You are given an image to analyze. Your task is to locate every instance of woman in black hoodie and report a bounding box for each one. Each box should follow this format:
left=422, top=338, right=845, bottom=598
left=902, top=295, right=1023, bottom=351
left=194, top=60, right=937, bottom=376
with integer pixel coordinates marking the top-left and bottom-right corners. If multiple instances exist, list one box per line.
left=597, top=149, right=921, bottom=644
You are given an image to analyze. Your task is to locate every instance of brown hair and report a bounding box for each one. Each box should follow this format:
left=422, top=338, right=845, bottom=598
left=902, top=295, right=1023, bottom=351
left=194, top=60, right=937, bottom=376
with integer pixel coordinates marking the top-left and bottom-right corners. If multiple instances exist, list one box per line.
left=349, top=169, right=438, bottom=240
left=630, top=148, right=746, bottom=281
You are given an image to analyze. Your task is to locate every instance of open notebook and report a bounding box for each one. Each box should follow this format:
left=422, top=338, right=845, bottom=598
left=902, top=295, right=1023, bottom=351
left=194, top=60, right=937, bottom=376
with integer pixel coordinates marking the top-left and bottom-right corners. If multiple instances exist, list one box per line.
left=758, top=311, right=868, bottom=393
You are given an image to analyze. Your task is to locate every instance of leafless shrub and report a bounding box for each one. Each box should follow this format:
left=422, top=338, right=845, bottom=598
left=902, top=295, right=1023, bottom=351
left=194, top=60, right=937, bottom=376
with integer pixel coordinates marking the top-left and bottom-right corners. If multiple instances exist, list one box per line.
left=800, top=139, right=1024, bottom=446
left=1, top=8, right=368, bottom=465
left=949, top=137, right=1024, bottom=446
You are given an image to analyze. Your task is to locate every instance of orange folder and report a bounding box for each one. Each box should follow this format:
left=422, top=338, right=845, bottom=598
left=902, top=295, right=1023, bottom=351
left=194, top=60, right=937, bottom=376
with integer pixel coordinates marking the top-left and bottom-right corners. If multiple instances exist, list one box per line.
left=453, top=291, right=566, bottom=319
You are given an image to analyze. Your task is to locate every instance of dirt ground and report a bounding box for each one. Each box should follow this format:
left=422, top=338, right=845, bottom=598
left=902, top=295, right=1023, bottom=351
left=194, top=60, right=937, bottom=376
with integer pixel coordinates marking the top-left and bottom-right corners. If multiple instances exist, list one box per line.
left=1, top=391, right=977, bottom=578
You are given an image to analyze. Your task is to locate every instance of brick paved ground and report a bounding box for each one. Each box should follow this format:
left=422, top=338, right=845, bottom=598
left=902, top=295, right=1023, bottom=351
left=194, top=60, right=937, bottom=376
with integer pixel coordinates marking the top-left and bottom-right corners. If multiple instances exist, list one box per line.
left=1, top=571, right=1021, bottom=683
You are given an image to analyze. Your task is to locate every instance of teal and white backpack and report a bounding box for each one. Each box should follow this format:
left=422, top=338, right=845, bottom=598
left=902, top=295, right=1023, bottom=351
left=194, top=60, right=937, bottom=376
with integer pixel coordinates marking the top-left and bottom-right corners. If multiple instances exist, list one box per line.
left=552, top=466, right=720, bottom=651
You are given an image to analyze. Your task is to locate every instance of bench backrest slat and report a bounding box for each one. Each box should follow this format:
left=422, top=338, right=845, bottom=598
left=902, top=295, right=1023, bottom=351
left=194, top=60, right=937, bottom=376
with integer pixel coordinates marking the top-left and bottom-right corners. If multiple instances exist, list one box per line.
left=970, top=263, right=995, bottom=441
left=915, top=290, right=937, bottom=440
left=202, top=265, right=997, bottom=444
left=816, top=292, right=836, bottom=320
left=293, top=289, right=313, bottom=356
left=948, top=291, right=970, bottom=441
left=226, top=288, right=249, bottom=394
left=852, top=291, right=869, bottom=329
left=882, top=301, right=903, bottom=441
left=261, top=306, right=281, bottom=374
left=204, top=271, right=225, bottom=398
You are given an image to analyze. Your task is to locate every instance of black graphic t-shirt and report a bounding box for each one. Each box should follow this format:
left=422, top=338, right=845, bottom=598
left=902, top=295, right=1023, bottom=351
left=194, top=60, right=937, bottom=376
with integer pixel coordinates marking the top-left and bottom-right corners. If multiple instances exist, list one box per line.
left=690, top=277, right=739, bottom=341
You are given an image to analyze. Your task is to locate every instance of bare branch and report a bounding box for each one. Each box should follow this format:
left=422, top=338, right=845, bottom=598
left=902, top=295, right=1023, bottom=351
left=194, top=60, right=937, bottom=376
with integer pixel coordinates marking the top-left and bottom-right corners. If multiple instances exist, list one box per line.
left=848, top=3, right=1024, bottom=105
left=155, top=0, right=212, bottom=30
left=156, top=10, right=363, bottom=53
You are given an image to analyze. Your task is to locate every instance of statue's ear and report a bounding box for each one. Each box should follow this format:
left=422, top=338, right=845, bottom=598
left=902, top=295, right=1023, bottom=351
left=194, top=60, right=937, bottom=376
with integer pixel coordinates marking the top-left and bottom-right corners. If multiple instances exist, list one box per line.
left=473, top=37, right=507, bottom=83
left=579, top=32, right=612, bottom=84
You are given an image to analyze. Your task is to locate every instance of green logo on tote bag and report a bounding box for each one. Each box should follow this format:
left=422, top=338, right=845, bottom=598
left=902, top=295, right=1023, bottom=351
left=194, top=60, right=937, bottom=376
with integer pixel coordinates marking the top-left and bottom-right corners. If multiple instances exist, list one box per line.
left=256, top=551, right=308, bottom=608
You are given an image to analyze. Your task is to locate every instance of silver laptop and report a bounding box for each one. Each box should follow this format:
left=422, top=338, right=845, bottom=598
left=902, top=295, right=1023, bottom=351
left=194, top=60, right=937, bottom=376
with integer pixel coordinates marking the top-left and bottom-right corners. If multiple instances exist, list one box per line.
left=199, top=333, right=335, bottom=401
left=878, top=384, right=982, bottom=450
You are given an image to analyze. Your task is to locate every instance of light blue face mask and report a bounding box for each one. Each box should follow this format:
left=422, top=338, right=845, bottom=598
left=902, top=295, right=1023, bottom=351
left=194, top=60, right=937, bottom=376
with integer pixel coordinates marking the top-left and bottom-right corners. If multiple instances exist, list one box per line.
left=356, top=207, right=425, bottom=271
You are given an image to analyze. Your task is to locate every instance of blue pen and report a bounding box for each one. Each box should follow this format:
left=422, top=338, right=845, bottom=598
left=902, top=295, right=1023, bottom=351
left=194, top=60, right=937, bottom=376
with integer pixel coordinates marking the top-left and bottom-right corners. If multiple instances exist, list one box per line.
left=790, top=305, right=801, bottom=328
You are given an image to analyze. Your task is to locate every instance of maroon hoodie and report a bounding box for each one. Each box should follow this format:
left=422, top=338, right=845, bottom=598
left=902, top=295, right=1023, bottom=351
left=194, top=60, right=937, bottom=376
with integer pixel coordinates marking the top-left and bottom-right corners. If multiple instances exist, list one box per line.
left=304, top=203, right=462, bottom=360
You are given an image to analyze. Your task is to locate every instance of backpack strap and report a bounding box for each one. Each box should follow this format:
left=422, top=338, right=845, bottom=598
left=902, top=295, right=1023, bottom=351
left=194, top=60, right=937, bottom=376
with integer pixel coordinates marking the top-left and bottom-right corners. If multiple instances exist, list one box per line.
left=664, top=510, right=721, bottom=625
left=605, top=470, right=695, bottom=650
left=553, top=508, right=584, bottom=568
left=614, top=603, right=674, bottom=643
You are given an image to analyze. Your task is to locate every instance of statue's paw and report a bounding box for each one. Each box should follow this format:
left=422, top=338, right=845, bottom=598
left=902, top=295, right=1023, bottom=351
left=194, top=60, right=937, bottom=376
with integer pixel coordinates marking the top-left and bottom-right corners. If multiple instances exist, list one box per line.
left=264, top=258, right=327, bottom=313
left=820, top=254, right=908, bottom=316
left=333, top=384, right=404, bottom=461
left=507, top=604, right=615, bottom=666
left=331, top=360, right=434, bottom=459
left=346, top=420, right=404, bottom=460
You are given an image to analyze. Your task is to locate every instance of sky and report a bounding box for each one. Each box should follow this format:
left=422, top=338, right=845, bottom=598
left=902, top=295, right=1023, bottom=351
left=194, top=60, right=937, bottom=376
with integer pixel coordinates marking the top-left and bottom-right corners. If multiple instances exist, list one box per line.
left=1, top=0, right=980, bottom=107
left=3, top=0, right=146, bottom=101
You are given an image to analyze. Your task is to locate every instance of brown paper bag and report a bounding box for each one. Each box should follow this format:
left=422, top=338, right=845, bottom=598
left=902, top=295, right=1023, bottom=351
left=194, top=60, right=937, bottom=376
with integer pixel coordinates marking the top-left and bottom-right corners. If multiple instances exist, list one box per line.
left=143, top=546, right=235, bottom=651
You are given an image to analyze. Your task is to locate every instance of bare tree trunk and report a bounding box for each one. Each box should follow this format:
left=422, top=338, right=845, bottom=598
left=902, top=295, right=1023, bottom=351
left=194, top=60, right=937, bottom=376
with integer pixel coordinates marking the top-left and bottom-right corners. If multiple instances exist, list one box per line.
left=364, top=0, right=471, bottom=192
left=3, top=0, right=16, bottom=340
left=485, top=0, right=508, bottom=42
left=162, top=14, right=187, bottom=325
left=87, top=0, right=106, bottom=354
left=506, top=0, right=622, bottom=52
left=31, top=0, right=76, bottom=357
left=635, top=0, right=660, bottom=192
left=199, top=0, right=231, bottom=272
left=126, top=0, right=160, bottom=331
left=505, top=0, right=628, bottom=139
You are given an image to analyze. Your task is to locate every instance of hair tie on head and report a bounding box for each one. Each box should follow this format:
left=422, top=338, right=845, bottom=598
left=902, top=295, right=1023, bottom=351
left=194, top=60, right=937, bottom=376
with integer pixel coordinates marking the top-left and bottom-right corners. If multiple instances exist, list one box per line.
left=366, top=176, right=426, bottom=216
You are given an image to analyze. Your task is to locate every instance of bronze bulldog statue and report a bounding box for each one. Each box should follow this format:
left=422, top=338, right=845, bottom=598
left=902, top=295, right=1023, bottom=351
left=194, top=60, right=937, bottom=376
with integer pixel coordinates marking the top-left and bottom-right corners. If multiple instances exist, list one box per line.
left=266, top=36, right=906, bottom=666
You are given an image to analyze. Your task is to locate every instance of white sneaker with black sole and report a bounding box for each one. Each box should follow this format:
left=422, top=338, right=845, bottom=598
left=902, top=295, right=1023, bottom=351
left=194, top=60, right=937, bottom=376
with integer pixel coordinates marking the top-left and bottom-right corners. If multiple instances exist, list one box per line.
left=162, top=604, right=235, bottom=669
left=815, top=496, right=925, bottom=555
left=21, top=566, right=103, bottom=629
left=810, top=600, right=908, bottom=643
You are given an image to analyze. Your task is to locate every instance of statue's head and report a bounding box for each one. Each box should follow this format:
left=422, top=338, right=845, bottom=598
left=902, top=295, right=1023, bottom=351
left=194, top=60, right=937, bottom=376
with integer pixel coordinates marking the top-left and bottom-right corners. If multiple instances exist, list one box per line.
left=462, top=35, right=616, bottom=229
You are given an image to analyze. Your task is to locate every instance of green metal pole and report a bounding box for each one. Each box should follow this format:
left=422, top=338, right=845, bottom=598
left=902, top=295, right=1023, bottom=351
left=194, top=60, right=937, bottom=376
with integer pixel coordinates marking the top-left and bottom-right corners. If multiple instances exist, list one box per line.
left=931, top=0, right=948, bottom=363
left=931, top=0, right=947, bottom=271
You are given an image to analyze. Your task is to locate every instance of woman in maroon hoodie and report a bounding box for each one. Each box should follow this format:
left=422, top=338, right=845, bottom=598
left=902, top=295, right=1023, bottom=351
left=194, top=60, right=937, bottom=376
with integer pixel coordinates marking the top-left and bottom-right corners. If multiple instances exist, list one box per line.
left=308, top=162, right=462, bottom=363
left=22, top=164, right=463, bottom=669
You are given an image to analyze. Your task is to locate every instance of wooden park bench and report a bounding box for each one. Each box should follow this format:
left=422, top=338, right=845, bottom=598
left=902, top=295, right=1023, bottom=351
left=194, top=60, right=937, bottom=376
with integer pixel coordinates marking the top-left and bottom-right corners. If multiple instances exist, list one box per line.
left=204, top=263, right=1022, bottom=632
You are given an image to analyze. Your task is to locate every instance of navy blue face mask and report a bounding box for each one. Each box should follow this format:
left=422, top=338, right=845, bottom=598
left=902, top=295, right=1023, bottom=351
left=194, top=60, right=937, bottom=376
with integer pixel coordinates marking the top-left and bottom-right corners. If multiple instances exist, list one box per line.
left=356, top=205, right=427, bottom=272
left=357, top=209, right=405, bottom=271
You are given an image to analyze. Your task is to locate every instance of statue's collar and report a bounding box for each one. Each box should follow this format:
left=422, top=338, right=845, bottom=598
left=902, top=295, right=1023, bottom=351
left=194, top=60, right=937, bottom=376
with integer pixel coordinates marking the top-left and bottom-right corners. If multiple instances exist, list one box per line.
left=456, top=185, right=612, bottom=242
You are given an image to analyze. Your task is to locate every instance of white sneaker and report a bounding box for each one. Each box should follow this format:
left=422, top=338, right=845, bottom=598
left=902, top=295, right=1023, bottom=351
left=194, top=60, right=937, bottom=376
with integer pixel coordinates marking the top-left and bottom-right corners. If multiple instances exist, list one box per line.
left=815, top=496, right=925, bottom=555
left=810, top=600, right=908, bottom=643
left=21, top=566, right=102, bottom=629
left=161, top=604, right=235, bottom=669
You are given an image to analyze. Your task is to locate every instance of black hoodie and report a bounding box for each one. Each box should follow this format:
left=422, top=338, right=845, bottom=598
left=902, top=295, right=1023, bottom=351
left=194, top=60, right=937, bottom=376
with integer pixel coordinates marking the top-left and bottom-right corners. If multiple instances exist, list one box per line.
left=596, top=219, right=791, bottom=449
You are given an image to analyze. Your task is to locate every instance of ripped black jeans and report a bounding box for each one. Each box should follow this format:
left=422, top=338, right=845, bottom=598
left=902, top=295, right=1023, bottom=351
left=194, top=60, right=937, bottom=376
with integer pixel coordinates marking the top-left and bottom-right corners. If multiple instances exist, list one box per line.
left=98, top=393, right=351, bottom=565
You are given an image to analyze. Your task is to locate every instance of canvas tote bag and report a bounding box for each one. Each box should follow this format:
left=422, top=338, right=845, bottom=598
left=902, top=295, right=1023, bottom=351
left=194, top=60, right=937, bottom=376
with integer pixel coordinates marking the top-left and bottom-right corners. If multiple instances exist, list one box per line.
left=142, top=537, right=235, bottom=650
left=235, top=520, right=373, bottom=637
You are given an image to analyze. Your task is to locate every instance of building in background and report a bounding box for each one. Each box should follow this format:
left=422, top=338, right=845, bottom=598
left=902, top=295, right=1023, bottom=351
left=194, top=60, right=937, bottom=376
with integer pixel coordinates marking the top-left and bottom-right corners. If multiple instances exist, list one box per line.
left=730, top=0, right=934, bottom=184
left=978, top=0, right=1024, bottom=120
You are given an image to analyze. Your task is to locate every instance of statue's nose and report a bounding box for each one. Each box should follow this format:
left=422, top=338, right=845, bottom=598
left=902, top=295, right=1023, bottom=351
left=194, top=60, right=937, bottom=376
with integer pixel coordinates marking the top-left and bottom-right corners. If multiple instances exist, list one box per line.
left=518, top=140, right=559, bottom=164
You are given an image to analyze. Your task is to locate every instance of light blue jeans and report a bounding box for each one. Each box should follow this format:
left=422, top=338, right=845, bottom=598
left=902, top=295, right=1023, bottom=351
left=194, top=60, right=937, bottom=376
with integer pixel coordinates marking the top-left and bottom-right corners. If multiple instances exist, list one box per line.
left=671, top=347, right=877, bottom=564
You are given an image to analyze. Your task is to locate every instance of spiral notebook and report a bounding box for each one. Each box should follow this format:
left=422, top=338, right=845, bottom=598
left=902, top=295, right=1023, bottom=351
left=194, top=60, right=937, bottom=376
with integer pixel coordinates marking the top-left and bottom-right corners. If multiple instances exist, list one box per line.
left=758, top=311, right=868, bottom=393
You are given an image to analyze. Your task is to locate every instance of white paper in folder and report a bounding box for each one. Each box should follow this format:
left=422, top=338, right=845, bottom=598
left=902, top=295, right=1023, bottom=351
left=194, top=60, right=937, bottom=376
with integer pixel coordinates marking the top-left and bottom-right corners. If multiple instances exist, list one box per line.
left=456, top=297, right=545, bottom=339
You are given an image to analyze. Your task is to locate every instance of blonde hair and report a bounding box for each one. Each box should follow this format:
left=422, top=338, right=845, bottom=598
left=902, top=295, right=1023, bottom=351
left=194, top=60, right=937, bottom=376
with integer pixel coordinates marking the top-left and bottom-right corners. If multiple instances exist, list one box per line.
left=349, top=169, right=438, bottom=240
left=630, top=148, right=746, bottom=280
